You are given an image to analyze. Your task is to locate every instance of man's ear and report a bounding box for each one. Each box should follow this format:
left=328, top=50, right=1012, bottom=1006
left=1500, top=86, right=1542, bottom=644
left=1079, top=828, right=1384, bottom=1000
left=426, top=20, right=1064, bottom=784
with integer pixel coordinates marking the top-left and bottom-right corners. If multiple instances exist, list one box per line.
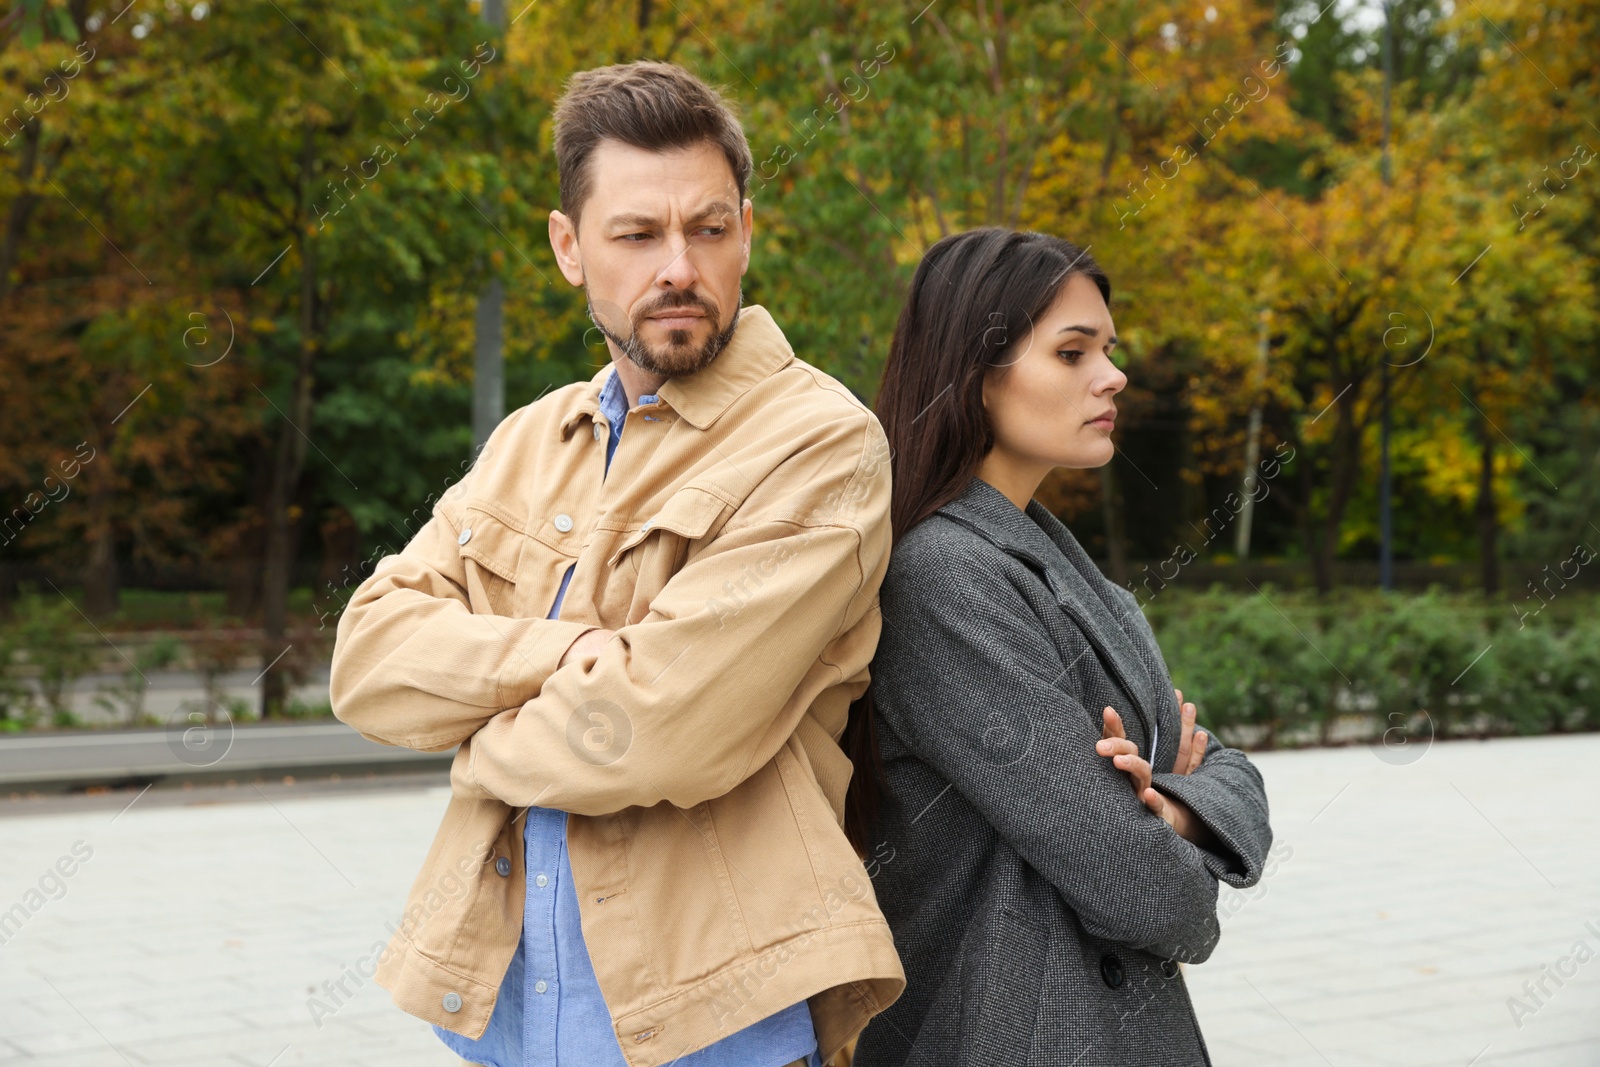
left=738, top=197, right=753, bottom=275
left=548, top=209, right=585, bottom=286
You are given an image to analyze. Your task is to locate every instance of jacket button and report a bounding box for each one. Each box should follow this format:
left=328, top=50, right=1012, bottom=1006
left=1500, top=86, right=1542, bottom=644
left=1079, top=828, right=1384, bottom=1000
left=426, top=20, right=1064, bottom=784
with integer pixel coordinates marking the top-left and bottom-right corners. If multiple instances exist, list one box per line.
left=495, top=857, right=511, bottom=877
left=593, top=423, right=605, bottom=441
left=554, top=514, right=574, bottom=532
left=457, top=527, right=472, bottom=545
left=1161, top=957, right=1180, bottom=979
left=442, top=991, right=462, bottom=1013
left=1100, top=953, right=1125, bottom=989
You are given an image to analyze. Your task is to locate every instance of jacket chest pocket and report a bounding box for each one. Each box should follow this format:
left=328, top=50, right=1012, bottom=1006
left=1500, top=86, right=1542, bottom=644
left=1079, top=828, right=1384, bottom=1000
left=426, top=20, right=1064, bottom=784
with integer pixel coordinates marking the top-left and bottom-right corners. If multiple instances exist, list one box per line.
left=599, top=488, right=729, bottom=625
left=456, top=508, right=524, bottom=616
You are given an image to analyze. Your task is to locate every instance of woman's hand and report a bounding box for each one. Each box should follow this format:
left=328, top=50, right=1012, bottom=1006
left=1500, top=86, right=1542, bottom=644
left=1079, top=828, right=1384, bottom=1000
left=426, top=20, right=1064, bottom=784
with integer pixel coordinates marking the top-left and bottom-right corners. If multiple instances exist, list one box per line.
left=1172, top=688, right=1208, bottom=776
left=1097, top=707, right=1168, bottom=819
left=1096, top=706, right=1214, bottom=846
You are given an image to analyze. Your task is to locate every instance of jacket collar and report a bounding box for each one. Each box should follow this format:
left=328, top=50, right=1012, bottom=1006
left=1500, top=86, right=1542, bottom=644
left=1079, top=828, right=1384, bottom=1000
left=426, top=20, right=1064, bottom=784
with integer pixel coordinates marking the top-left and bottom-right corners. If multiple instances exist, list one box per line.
left=560, top=304, right=795, bottom=439
left=935, top=475, right=1165, bottom=747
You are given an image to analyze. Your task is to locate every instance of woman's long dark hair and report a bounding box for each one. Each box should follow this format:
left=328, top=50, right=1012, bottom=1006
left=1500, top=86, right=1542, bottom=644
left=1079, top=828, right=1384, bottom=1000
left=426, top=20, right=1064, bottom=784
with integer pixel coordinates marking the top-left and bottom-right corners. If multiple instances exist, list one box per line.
left=840, top=228, right=1111, bottom=857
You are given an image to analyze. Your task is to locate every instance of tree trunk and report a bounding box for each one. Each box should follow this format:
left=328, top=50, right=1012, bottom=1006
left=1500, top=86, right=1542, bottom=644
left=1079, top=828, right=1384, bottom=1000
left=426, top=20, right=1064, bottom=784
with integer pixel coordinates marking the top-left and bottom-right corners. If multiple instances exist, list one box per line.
left=82, top=480, right=119, bottom=616
left=0, top=118, right=42, bottom=306
left=1099, top=462, right=1129, bottom=587
left=1475, top=402, right=1498, bottom=595
left=472, top=276, right=504, bottom=450
left=1313, top=377, right=1361, bottom=595
left=260, top=124, right=320, bottom=719
left=471, top=0, right=507, bottom=454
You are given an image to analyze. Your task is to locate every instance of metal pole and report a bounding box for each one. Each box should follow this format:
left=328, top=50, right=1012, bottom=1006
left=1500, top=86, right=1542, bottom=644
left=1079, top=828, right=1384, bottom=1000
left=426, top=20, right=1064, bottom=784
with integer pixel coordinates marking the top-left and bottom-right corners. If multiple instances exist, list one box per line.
left=1378, top=0, right=1395, bottom=590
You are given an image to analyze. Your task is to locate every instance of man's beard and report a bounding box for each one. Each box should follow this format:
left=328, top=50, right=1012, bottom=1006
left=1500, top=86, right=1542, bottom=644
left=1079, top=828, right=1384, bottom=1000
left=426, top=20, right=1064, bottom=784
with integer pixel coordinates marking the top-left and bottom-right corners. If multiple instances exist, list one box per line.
left=589, top=288, right=742, bottom=378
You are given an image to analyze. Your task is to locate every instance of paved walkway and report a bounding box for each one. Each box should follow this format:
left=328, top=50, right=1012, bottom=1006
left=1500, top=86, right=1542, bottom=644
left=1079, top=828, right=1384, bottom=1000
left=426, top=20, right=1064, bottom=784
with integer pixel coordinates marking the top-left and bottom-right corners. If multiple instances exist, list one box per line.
left=0, top=733, right=1595, bottom=1066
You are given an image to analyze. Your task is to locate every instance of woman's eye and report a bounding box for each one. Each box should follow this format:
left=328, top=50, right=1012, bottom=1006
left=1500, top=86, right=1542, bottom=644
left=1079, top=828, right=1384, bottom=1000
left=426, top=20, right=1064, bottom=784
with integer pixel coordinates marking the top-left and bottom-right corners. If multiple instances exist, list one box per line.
left=1056, top=349, right=1083, bottom=364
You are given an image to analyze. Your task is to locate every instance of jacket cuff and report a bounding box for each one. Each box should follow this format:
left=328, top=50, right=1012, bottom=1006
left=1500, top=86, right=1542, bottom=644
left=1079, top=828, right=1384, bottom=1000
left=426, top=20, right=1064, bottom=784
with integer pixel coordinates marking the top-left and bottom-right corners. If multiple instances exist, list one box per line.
left=493, top=621, right=598, bottom=710
left=1150, top=771, right=1262, bottom=887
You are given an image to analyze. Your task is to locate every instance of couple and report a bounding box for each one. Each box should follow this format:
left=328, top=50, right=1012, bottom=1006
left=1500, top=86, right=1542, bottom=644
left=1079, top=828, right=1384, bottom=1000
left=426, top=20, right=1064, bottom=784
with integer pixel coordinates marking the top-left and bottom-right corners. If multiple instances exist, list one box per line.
left=330, top=59, right=1271, bottom=1067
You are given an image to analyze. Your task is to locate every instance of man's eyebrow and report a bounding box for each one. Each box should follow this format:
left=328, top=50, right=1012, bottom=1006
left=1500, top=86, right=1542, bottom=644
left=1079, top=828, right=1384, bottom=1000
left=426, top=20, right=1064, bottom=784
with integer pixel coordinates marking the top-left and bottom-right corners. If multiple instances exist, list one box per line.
left=605, top=212, right=661, bottom=231
left=1057, top=323, right=1117, bottom=345
left=684, top=200, right=737, bottom=224
left=603, top=201, right=738, bottom=232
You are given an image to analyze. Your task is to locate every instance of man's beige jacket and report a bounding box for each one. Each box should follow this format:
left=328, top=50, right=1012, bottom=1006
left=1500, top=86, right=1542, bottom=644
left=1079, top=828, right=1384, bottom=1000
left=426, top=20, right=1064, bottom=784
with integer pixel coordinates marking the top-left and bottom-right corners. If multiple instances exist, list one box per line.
left=329, top=305, right=905, bottom=1067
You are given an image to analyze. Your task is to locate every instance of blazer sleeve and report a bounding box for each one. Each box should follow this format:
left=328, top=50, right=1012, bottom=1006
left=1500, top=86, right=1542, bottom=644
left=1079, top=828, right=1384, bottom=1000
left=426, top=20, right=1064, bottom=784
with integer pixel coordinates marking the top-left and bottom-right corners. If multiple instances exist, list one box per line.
left=1150, top=742, right=1272, bottom=888
left=1107, top=585, right=1274, bottom=888
left=871, top=537, right=1226, bottom=965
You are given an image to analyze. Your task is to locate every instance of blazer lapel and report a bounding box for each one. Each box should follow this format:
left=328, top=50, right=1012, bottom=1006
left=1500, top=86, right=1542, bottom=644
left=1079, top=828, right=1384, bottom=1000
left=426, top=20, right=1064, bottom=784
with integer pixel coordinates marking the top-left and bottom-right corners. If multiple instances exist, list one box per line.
left=936, top=477, right=1164, bottom=752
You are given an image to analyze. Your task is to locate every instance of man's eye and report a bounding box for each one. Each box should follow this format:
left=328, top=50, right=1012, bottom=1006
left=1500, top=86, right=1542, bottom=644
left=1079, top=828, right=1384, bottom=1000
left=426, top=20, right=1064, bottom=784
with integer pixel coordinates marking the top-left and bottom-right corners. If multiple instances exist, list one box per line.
left=619, top=233, right=650, bottom=242
left=1056, top=349, right=1083, bottom=364
left=697, top=226, right=726, bottom=237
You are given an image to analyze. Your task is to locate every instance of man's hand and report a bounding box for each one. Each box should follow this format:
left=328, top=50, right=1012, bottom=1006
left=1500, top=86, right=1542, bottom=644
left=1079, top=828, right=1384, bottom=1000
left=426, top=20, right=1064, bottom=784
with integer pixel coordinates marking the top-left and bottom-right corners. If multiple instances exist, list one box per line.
left=560, top=627, right=615, bottom=668
left=1096, top=706, right=1213, bottom=846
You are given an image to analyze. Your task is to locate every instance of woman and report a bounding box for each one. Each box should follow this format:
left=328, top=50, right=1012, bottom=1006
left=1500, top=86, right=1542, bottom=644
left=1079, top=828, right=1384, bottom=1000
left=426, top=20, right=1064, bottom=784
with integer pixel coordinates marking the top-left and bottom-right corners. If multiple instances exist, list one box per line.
left=844, top=228, right=1273, bottom=1066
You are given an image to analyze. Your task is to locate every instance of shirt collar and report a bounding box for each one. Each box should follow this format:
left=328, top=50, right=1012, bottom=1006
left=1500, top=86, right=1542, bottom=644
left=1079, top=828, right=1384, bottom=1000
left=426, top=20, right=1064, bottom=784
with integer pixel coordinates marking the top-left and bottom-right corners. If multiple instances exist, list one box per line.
left=655, top=304, right=793, bottom=429
left=596, top=365, right=629, bottom=428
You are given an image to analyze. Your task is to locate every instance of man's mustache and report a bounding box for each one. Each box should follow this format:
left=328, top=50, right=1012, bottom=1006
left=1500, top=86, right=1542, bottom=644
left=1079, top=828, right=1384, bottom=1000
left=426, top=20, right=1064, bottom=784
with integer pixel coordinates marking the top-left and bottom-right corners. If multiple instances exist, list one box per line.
left=637, top=291, right=717, bottom=320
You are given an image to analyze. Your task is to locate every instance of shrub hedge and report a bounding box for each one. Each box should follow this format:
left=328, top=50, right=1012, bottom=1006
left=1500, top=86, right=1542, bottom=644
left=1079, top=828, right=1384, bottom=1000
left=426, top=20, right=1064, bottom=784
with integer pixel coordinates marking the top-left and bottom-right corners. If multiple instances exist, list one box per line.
left=1142, top=585, right=1600, bottom=748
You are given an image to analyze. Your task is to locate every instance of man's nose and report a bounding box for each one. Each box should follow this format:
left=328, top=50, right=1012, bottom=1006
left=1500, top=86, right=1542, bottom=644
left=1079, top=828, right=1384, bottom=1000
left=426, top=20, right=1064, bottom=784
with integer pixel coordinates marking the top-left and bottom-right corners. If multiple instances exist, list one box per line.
left=656, top=233, right=700, bottom=289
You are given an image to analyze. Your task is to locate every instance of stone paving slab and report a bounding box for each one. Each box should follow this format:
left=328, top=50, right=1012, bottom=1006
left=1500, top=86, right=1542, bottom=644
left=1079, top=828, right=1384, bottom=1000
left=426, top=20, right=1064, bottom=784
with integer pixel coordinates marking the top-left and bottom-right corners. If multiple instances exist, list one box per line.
left=1185, top=733, right=1600, bottom=1066
left=0, top=734, right=1594, bottom=1065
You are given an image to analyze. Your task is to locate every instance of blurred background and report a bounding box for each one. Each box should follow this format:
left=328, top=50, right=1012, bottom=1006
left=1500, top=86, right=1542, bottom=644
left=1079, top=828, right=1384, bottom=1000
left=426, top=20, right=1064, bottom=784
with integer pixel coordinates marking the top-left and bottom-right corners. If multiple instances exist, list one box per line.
left=0, top=1, right=1596, bottom=1065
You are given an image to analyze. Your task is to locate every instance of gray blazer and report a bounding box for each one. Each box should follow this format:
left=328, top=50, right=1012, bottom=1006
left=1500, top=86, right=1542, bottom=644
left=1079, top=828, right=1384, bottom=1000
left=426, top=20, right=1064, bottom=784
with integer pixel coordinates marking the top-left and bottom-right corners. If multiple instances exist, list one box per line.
left=854, top=476, right=1272, bottom=1067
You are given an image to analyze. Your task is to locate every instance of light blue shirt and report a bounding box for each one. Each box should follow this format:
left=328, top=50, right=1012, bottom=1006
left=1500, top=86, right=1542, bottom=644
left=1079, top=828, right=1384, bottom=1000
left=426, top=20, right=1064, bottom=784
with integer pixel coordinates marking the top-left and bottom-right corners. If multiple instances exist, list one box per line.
left=435, top=368, right=823, bottom=1067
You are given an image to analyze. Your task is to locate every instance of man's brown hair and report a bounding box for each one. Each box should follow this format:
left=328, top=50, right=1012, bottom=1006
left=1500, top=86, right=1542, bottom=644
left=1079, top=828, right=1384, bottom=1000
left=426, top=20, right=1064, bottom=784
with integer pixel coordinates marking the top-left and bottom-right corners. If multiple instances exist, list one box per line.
left=552, top=61, right=753, bottom=231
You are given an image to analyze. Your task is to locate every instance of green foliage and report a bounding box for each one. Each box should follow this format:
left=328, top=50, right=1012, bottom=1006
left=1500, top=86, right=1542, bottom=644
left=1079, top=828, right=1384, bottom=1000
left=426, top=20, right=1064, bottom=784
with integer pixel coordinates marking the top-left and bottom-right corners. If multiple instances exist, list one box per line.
left=92, top=632, right=182, bottom=726
left=9, top=593, right=97, bottom=724
left=1147, top=585, right=1600, bottom=747
left=283, top=695, right=335, bottom=719
left=1144, top=584, right=1327, bottom=748
left=0, top=622, right=31, bottom=726
left=0, top=0, right=1596, bottom=647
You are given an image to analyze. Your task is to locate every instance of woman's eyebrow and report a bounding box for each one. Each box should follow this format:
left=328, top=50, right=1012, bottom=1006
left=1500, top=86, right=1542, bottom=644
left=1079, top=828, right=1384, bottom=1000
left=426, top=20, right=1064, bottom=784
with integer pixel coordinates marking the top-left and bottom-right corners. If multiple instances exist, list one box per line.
left=1057, top=323, right=1117, bottom=345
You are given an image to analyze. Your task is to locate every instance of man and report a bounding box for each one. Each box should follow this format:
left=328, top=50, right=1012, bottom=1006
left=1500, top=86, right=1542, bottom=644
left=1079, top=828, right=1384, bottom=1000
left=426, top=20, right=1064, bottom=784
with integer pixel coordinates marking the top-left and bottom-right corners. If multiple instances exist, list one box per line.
left=330, top=60, right=903, bottom=1067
